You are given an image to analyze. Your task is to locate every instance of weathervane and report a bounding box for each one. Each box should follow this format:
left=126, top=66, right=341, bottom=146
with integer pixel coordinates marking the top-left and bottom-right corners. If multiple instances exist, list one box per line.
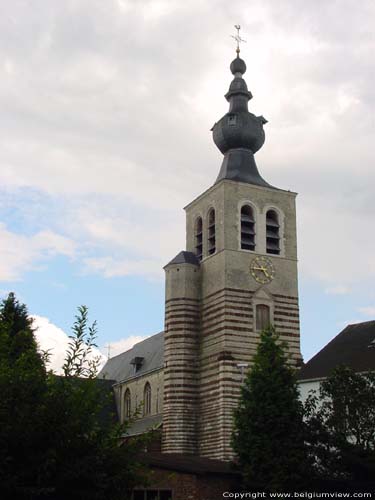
left=231, top=24, right=246, bottom=56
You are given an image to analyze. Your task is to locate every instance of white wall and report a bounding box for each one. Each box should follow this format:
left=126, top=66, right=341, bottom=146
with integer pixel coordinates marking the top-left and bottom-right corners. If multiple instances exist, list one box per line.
left=298, top=379, right=321, bottom=404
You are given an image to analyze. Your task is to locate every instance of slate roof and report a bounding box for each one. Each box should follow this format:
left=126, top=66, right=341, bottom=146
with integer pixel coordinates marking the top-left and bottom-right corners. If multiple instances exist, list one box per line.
left=165, top=250, right=200, bottom=267
left=298, top=320, right=375, bottom=381
left=98, top=331, right=164, bottom=382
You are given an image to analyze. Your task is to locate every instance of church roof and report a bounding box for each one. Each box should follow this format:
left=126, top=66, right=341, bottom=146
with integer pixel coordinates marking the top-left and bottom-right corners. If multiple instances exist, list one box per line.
left=98, top=331, right=164, bottom=382
left=298, top=320, right=375, bottom=381
left=138, top=451, right=239, bottom=476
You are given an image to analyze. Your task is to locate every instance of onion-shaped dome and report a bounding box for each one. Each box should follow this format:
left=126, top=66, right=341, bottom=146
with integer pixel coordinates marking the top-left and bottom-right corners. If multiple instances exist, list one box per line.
left=230, top=56, right=246, bottom=75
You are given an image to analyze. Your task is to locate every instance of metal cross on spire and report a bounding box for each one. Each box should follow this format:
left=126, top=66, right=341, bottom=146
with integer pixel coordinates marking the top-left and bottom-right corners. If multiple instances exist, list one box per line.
left=105, top=343, right=112, bottom=359
left=231, top=24, right=246, bottom=55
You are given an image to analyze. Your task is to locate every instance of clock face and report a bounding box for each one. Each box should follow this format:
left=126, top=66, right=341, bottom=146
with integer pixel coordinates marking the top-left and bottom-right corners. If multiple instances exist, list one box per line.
left=250, top=256, right=275, bottom=284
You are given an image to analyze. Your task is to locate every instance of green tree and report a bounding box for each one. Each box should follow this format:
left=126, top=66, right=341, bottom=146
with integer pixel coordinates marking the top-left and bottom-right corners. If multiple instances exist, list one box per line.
left=0, top=292, right=49, bottom=497
left=232, top=326, right=309, bottom=492
left=45, top=305, right=146, bottom=500
left=304, top=366, right=375, bottom=482
left=0, top=294, right=145, bottom=500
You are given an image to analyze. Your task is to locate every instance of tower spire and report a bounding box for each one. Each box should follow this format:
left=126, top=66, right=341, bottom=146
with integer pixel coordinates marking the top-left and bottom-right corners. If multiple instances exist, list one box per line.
left=211, top=33, right=276, bottom=189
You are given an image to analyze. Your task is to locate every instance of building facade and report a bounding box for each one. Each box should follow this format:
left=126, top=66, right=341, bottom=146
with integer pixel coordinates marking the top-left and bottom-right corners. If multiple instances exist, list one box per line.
left=298, top=320, right=375, bottom=403
left=100, top=50, right=302, bottom=462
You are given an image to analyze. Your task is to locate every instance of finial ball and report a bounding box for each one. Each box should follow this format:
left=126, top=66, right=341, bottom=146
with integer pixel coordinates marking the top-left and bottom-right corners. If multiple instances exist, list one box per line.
left=230, top=57, right=246, bottom=75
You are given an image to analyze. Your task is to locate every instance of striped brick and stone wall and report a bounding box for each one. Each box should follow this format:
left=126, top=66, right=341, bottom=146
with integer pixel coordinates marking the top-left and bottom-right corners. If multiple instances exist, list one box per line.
left=274, top=293, right=302, bottom=363
left=162, top=261, right=201, bottom=454
left=196, top=288, right=301, bottom=460
left=198, top=286, right=255, bottom=460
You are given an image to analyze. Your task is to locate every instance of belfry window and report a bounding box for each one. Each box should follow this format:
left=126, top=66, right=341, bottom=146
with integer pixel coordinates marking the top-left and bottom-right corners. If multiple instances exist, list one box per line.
left=195, top=217, right=203, bottom=261
left=266, top=210, right=280, bottom=255
left=241, top=205, right=255, bottom=250
left=143, top=382, right=151, bottom=416
left=124, top=389, right=131, bottom=419
left=207, top=208, right=216, bottom=255
left=256, top=304, right=270, bottom=331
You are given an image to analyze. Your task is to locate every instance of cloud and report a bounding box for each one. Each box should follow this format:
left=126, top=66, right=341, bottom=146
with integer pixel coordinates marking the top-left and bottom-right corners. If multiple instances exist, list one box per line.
left=0, top=0, right=373, bottom=288
left=102, top=335, right=152, bottom=358
left=324, top=285, right=351, bottom=296
left=358, top=307, right=375, bottom=317
left=0, top=223, right=76, bottom=281
left=298, top=200, right=375, bottom=286
left=83, top=256, right=164, bottom=279
left=33, top=315, right=106, bottom=374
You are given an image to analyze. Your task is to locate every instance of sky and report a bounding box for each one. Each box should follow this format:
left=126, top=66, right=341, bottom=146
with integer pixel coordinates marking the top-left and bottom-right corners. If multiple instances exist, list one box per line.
left=0, top=0, right=374, bottom=372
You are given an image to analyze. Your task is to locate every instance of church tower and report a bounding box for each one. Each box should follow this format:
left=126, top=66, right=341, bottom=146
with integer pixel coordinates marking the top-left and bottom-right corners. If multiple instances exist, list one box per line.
left=162, top=44, right=302, bottom=461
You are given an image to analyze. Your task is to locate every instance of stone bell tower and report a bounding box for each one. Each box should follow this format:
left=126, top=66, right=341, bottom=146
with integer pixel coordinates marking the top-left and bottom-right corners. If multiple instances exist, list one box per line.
left=162, top=44, right=302, bottom=461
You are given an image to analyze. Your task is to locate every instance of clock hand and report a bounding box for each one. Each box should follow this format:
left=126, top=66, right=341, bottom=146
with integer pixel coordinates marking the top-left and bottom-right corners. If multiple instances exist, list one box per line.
left=253, top=266, right=270, bottom=277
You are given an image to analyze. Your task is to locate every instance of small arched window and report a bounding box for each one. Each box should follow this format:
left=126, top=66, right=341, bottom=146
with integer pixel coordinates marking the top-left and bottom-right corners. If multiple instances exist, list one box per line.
left=241, top=205, right=255, bottom=251
left=143, top=382, right=151, bottom=416
left=266, top=210, right=280, bottom=255
left=207, top=209, right=216, bottom=255
left=195, top=217, right=203, bottom=261
left=124, top=388, right=131, bottom=419
left=256, top=304, right=270, bottom=331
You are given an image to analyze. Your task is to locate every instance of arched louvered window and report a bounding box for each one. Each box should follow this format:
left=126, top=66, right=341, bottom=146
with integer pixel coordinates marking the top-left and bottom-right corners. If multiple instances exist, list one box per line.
left=143, top=382, right=151, bottom=416
left=207, top=208, right=216, bottom=255
left=240, top=205, right=255, bottom=250
left=195, top=217, right=203, bottom=261
left=124, top=388, right=131, bottom=419
left=256, top=304, right=270, bottom=331
left=266, top=210, right=280, bottom=255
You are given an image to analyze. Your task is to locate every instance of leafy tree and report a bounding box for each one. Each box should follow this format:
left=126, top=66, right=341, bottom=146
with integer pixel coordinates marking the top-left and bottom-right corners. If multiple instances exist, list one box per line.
left=62, top=305, right=101, bottom=378
left=304, top=366, right=375, bottom=482
left=45, top=305, right=146, bottom=500
left=232, top=326, right=309, bottom=492
left=0, top=292, right=49, bottom=497
left=0, top=294, right=145, bottom=500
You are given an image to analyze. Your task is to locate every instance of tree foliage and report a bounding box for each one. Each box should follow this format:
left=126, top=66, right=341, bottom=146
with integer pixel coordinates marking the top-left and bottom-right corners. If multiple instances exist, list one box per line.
left=232, top=326, right=309, bottom=492
left=304, top=365, right=375, bottom=482
left=0, top=293, right=145, bottom=500
left=0, top=293, right=48, bottom=497
left=62, top=305, right=101, bottom=378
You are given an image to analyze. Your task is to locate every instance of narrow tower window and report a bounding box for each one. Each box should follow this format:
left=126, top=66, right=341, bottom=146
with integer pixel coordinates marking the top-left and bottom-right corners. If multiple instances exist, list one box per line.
left=143, top=382, right=151, bottom=416
left=266, top=210, right=280, bottom=255
left=124, top=388, right=131, bottom=419
left=256, top=304, right=271, bottom=331
left=207, top=208, right=216, bottom=255
left=241, top=205, right=255, bottom=250
left=195, top=217, right=203, bottom=261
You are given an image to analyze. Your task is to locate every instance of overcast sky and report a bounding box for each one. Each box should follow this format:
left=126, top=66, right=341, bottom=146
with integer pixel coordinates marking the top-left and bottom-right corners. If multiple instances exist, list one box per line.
left=0, top=0, right=374, bottom=371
